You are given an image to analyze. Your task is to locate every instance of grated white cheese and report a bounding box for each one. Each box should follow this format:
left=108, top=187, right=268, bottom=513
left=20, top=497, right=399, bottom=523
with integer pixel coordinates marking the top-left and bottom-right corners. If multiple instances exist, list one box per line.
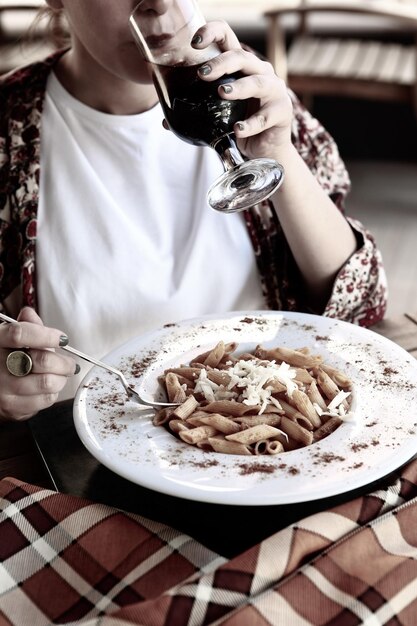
left=193, top=369, right=235, bottom=403
left=327, top=390, right=351, bottom=412
left=313, top=390, right=354, bottom=422
left=194, top=359, right=298, bottom=414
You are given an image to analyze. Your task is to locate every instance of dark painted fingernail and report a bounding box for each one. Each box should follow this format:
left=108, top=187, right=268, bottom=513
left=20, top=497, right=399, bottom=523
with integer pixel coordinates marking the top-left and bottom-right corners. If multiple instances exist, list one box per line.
left=59, top=335, right=69, bottom=347
left=221, top=84, right=233, bottom=94
left=74, top=363, right=81, bottom=375
left=198, top=64, right=212, bottom=76
left=191, top=34, right=203, bottom=45
left=236, top=122, right=245, bottom=131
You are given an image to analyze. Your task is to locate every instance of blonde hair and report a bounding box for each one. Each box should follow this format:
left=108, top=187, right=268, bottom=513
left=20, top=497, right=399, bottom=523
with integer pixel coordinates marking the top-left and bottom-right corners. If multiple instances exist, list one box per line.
left=29, top=5, right=70, bottom=49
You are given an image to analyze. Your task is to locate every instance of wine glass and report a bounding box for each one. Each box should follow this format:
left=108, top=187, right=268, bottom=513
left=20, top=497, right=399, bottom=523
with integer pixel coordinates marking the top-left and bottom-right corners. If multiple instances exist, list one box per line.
left=129, top=0, right=284, bottom=213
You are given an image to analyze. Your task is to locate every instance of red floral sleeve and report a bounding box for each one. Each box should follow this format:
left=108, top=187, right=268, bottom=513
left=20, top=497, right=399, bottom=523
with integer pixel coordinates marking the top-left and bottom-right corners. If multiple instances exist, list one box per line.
left=244, top=92, right=387, bottom=327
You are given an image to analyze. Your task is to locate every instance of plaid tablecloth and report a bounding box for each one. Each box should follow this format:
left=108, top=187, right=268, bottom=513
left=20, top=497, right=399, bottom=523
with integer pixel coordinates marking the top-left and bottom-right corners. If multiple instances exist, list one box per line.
left=1, top=459, right=417, bottom=625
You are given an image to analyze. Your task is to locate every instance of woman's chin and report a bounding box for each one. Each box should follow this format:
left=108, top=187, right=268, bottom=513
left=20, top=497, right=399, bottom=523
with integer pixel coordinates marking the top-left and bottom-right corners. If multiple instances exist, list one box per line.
left=119, top=44, right=153, bottom=83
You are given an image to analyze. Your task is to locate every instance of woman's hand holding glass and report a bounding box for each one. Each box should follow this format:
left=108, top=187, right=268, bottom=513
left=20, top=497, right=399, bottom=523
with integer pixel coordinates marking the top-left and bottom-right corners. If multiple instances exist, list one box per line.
left=191, top=20, right=294, bottom=164
left=0, top=307, right=78, bottom=422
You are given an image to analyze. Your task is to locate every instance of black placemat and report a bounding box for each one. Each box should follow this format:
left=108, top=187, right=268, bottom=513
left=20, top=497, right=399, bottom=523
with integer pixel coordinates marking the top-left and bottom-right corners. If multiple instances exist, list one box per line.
left=29, top=401, right=399, bottom=558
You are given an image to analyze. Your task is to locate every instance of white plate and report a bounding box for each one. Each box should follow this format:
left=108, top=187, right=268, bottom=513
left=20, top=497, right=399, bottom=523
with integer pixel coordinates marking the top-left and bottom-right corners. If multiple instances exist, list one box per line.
left=74, top=311, right=417, bottom=505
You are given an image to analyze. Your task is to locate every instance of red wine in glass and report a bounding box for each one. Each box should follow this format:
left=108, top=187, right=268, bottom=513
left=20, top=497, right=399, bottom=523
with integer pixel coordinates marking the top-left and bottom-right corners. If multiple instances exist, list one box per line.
left=152, top=62, right=249, bottom=147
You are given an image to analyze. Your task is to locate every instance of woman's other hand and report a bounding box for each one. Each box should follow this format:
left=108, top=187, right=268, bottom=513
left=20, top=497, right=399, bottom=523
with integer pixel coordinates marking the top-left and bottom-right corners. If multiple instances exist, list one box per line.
left=0, top=307, right=79, bottom=422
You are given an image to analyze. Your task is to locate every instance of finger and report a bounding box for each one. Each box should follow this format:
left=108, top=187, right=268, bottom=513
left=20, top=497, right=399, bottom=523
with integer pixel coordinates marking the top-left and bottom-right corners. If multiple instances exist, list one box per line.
left=0, top=346, right=78, bottom=384
left=0, top=389, right=60, bottom=422
left=1, top=365, right=72, bottom=400
left=0, top=350, right=72, bottom=419
left=0, top=319, right=69, bottom=350
left=236, top=95, right=292, bottom=136
left=29, top=349, right=80, bottom=377
left=17, top=306, right=44, bottom=326
left=197, top=48, right=273, bottom=81
left=219, top=72, right=283, bottom=103
left=217, top=71, right=292, bottom=139
left=192, top=20, right=241, bottom=53
left=16, top=372, right=70, bottom=397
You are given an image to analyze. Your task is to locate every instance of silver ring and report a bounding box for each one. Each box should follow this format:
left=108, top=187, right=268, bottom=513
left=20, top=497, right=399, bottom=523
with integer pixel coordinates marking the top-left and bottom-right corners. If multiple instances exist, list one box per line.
left=6, top=350, right=33, bottom=377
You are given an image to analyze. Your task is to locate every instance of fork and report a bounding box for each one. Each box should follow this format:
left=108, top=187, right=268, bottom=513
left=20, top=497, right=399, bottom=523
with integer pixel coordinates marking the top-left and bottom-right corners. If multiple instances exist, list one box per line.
left=0, top=312, right=179, bottom=409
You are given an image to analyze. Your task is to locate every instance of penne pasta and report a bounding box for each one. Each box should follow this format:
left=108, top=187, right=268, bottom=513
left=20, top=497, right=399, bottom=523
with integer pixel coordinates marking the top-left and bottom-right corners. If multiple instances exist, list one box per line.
left=164, top=372, right=187, bottom=403
left=226, top=424, right=283, bottom=445
left=235, top=414, right=282, bottom=427
left=307, top=379, right=327, bottom=411
left=169, top=419, right=190, bottom=434
left=265, top=440, right=285, bottom=455
left=202, top=340, right=227, bottom=368
left=313, top=416, right=343, bottom=442
left=153, top=339, right=353, bottom=458
left=152, top=407, right=173, bottom=426
left=316, top=368, right=342, bottom=400
left=206, top=370, right=232, bottom=386
left=316, top=368, right=350, bottom=410
left=191, top=341, right=237, bottom=367
left=294, top=368, right=314, bottom=384
left=171, top=395, right=199, bottom=420
left=186, top=416, right=209, bottom=427
left=196, top=413, right=241, bottom=435
left=207, top=437, right=252, bottom=455
left=165, top=366, right=204, bottom=380
left=277, top=399, right=308, bottom=422
left=179, top=425, right=218, bottom=444
left=255, top=345, right=322, bottom=368
left=264, top=379, right=287, bottom=393
left=320, top=364, right=352, bottom=389
left=279, top=416, right=314, bottom=446
left=290, top=389, right=322, bottom=428
left=201, top=400, right=255, bottom=416
left=284, top=413, right=315, bottom=431
left=254, top=439, right=284, bottom=455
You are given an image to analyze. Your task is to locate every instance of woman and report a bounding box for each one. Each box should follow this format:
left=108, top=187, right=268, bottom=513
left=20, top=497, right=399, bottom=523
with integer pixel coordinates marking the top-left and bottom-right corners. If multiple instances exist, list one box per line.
left=0, top=0, right=387, bottom=421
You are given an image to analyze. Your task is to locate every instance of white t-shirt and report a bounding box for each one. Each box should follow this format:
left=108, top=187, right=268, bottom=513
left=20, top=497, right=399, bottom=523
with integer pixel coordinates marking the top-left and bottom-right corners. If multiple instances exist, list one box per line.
left=37, top=72, right=265, bottom=398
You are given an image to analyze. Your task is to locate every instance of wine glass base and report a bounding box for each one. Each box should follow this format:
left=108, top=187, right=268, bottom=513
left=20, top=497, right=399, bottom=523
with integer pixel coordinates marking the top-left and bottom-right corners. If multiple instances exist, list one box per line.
left=207, top=158, right=285, bottom=213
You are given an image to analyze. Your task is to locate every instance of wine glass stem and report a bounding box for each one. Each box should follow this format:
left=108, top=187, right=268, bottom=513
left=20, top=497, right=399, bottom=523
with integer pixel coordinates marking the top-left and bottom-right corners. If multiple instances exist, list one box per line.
left=212, top=134, right=245, bottom=171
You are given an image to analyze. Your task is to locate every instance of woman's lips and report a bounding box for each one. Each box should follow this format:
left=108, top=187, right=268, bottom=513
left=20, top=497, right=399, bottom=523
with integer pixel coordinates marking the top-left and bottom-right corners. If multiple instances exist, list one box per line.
left=145, top=34, right=174, bottom=49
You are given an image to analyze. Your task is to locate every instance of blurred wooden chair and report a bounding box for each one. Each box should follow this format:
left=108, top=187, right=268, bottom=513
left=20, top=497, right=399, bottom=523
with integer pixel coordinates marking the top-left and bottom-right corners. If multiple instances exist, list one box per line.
left=0, top=2, right=66, bottom=74
left=264, top=0, right=417, bottom=117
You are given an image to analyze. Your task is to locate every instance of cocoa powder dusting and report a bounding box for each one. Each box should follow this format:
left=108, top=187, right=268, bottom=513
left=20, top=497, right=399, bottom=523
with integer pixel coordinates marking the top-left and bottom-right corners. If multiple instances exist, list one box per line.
left=350, top=442, right=369, bottom=452
left=312, top=451, right=345, bottom=464
left=130, top=351, right=158, bottom=378
left=239, top=316, right=268, bottom=327
left=238, top=462, right=276, bottom=475
left=189, top=460, right=219, bottom=469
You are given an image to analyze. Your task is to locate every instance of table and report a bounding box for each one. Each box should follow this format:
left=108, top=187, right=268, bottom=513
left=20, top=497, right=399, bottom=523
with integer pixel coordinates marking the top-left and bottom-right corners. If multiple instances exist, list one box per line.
left=1, top=310, right=417, bottom=557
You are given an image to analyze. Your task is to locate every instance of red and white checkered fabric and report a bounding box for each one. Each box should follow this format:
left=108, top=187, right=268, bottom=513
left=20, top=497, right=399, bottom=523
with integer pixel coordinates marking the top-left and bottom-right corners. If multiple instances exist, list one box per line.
left=1, top=459, right=417, bottom=625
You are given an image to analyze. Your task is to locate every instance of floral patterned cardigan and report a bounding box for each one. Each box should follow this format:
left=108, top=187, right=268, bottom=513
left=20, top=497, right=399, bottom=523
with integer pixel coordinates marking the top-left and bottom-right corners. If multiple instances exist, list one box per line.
left=0, top=52, right=387, bottom=327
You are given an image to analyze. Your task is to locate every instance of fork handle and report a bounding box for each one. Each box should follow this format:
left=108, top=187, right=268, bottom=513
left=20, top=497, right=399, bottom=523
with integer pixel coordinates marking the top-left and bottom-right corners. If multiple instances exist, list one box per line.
left=61, top=345, right=130, bottom=391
